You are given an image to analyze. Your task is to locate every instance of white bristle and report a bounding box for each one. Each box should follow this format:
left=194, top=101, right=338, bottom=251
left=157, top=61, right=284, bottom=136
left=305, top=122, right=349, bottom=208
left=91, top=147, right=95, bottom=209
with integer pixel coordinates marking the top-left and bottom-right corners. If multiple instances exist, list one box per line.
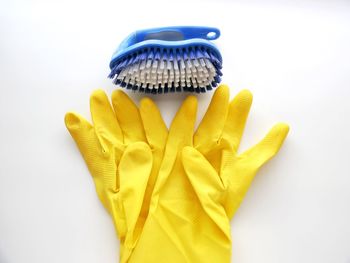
left=146, top=59, right=152, bottom=69
left=193, top=58, right=200, bottom=67
left=152, top=60, right=158, bottom=73
left=140, top=60, right=146, bottom=70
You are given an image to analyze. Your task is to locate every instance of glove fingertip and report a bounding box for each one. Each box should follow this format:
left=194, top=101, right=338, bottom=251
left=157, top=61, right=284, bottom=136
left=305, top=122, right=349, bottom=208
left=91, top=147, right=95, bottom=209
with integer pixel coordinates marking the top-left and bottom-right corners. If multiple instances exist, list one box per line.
left=111, top=89, right=129, bottom=106
left=275, top=122, right=290, bottom=134
left=64, top=112, right=86, bottom=130
left=216, top=83, right=229, bottom=92
left=90, top=89, right=108, bottom=104
left=230, top=89, right=253, bottom=109
left=269, top=123, right=290, bottom=143
left=140, top=96, right=154, bottom=109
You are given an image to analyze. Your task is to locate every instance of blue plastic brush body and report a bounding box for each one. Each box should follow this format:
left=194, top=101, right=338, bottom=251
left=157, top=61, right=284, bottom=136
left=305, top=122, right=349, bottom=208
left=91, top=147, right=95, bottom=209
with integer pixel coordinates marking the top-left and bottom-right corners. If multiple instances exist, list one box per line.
left=110, top=26, right=222, bottom=68
left=109, top=26, right=223, bottom=93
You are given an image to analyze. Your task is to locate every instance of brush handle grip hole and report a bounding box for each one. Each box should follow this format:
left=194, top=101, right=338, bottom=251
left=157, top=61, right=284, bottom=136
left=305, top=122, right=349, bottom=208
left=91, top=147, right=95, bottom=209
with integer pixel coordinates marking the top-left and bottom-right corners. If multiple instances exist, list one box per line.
left=206, top=32, right=217, bottom=39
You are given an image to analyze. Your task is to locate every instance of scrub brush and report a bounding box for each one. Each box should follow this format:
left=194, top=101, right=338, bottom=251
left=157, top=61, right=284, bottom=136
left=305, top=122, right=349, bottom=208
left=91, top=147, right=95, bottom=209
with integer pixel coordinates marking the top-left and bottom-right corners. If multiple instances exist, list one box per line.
left=108, top=26, right=223, bottom=93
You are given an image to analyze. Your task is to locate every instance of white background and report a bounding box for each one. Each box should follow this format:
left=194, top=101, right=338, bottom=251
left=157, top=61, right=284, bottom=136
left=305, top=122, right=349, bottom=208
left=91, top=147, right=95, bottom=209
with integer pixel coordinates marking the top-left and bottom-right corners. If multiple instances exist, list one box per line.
left=1, top=0, right=350, bottom=262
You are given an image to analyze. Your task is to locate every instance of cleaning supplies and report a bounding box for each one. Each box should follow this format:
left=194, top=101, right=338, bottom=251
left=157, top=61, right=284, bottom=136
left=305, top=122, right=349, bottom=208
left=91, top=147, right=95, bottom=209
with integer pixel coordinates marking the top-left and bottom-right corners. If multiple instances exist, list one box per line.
left=108, top=26, right=223, bottom=93
left=65, top=85, right=289, bottom=262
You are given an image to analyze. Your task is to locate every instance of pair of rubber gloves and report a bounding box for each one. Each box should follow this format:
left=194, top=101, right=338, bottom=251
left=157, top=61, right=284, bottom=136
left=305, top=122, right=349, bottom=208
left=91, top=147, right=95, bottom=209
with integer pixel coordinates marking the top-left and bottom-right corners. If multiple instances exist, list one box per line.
left=65, top=85, right=289, bottom=263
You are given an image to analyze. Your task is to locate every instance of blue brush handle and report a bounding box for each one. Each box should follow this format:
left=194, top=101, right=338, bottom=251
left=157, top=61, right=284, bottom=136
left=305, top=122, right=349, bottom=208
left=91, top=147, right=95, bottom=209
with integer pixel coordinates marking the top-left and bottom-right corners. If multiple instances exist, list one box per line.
left=136, top=26, right=220, bottom=41
left=110, top=26, right=222, bottom=69
left=117, top=26, right=220, bottom=53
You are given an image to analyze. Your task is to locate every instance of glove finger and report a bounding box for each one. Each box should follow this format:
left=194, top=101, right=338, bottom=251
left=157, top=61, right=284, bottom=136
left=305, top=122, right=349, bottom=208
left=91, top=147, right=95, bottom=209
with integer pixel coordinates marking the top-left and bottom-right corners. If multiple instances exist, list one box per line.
left=112, top=90, right=146, bottom=143
left=240, top=123, right=290, bottom=168
left=153, top=96, right=197, bottom=197
left=90, top=90, right=124, bottom=146
left=65, top=112, right=102, bottom=163
left=194, top=85, right=229, bottom=152
left=222, top=89, right=253, bottom=152
left=182, top=146, right=230, bottom=240
left=119, top=142, right=153, bottom=249
left=168, top=95, right=197, bottom=148
left=182, top=146, right=223, bottom=191
left=140, top=97, right=168, bottom=150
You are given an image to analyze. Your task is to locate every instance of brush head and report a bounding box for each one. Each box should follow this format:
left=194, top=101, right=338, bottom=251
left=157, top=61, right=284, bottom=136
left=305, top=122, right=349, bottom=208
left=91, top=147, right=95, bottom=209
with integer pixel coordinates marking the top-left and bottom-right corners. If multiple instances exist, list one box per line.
left=109, top=47, right=222, bottom=93
left=108, top=26, right=223, bottom=93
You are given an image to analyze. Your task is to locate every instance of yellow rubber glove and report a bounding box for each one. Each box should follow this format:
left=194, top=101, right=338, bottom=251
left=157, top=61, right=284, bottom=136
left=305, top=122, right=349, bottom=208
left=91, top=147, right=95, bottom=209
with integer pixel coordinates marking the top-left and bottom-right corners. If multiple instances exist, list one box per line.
left=127, top=85, right=289, bottom=263
left=193, top=85, right=290, bottom=218
left=128, top=95, right=232, bottom=263
left=64, top=90, right=167, bottom=262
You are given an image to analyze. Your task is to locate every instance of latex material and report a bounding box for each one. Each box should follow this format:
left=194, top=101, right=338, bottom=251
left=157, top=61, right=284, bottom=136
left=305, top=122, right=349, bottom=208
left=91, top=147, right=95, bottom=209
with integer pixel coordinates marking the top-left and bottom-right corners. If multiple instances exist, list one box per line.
left=193, top=85, right=289, bottom=218
left=128, top=95, right=232, bottom=263
left=65, top=85, right=289, bottom=263
left=65, top=90, right=167, bottom=262
left=128, top=85, right=289, bottom=263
